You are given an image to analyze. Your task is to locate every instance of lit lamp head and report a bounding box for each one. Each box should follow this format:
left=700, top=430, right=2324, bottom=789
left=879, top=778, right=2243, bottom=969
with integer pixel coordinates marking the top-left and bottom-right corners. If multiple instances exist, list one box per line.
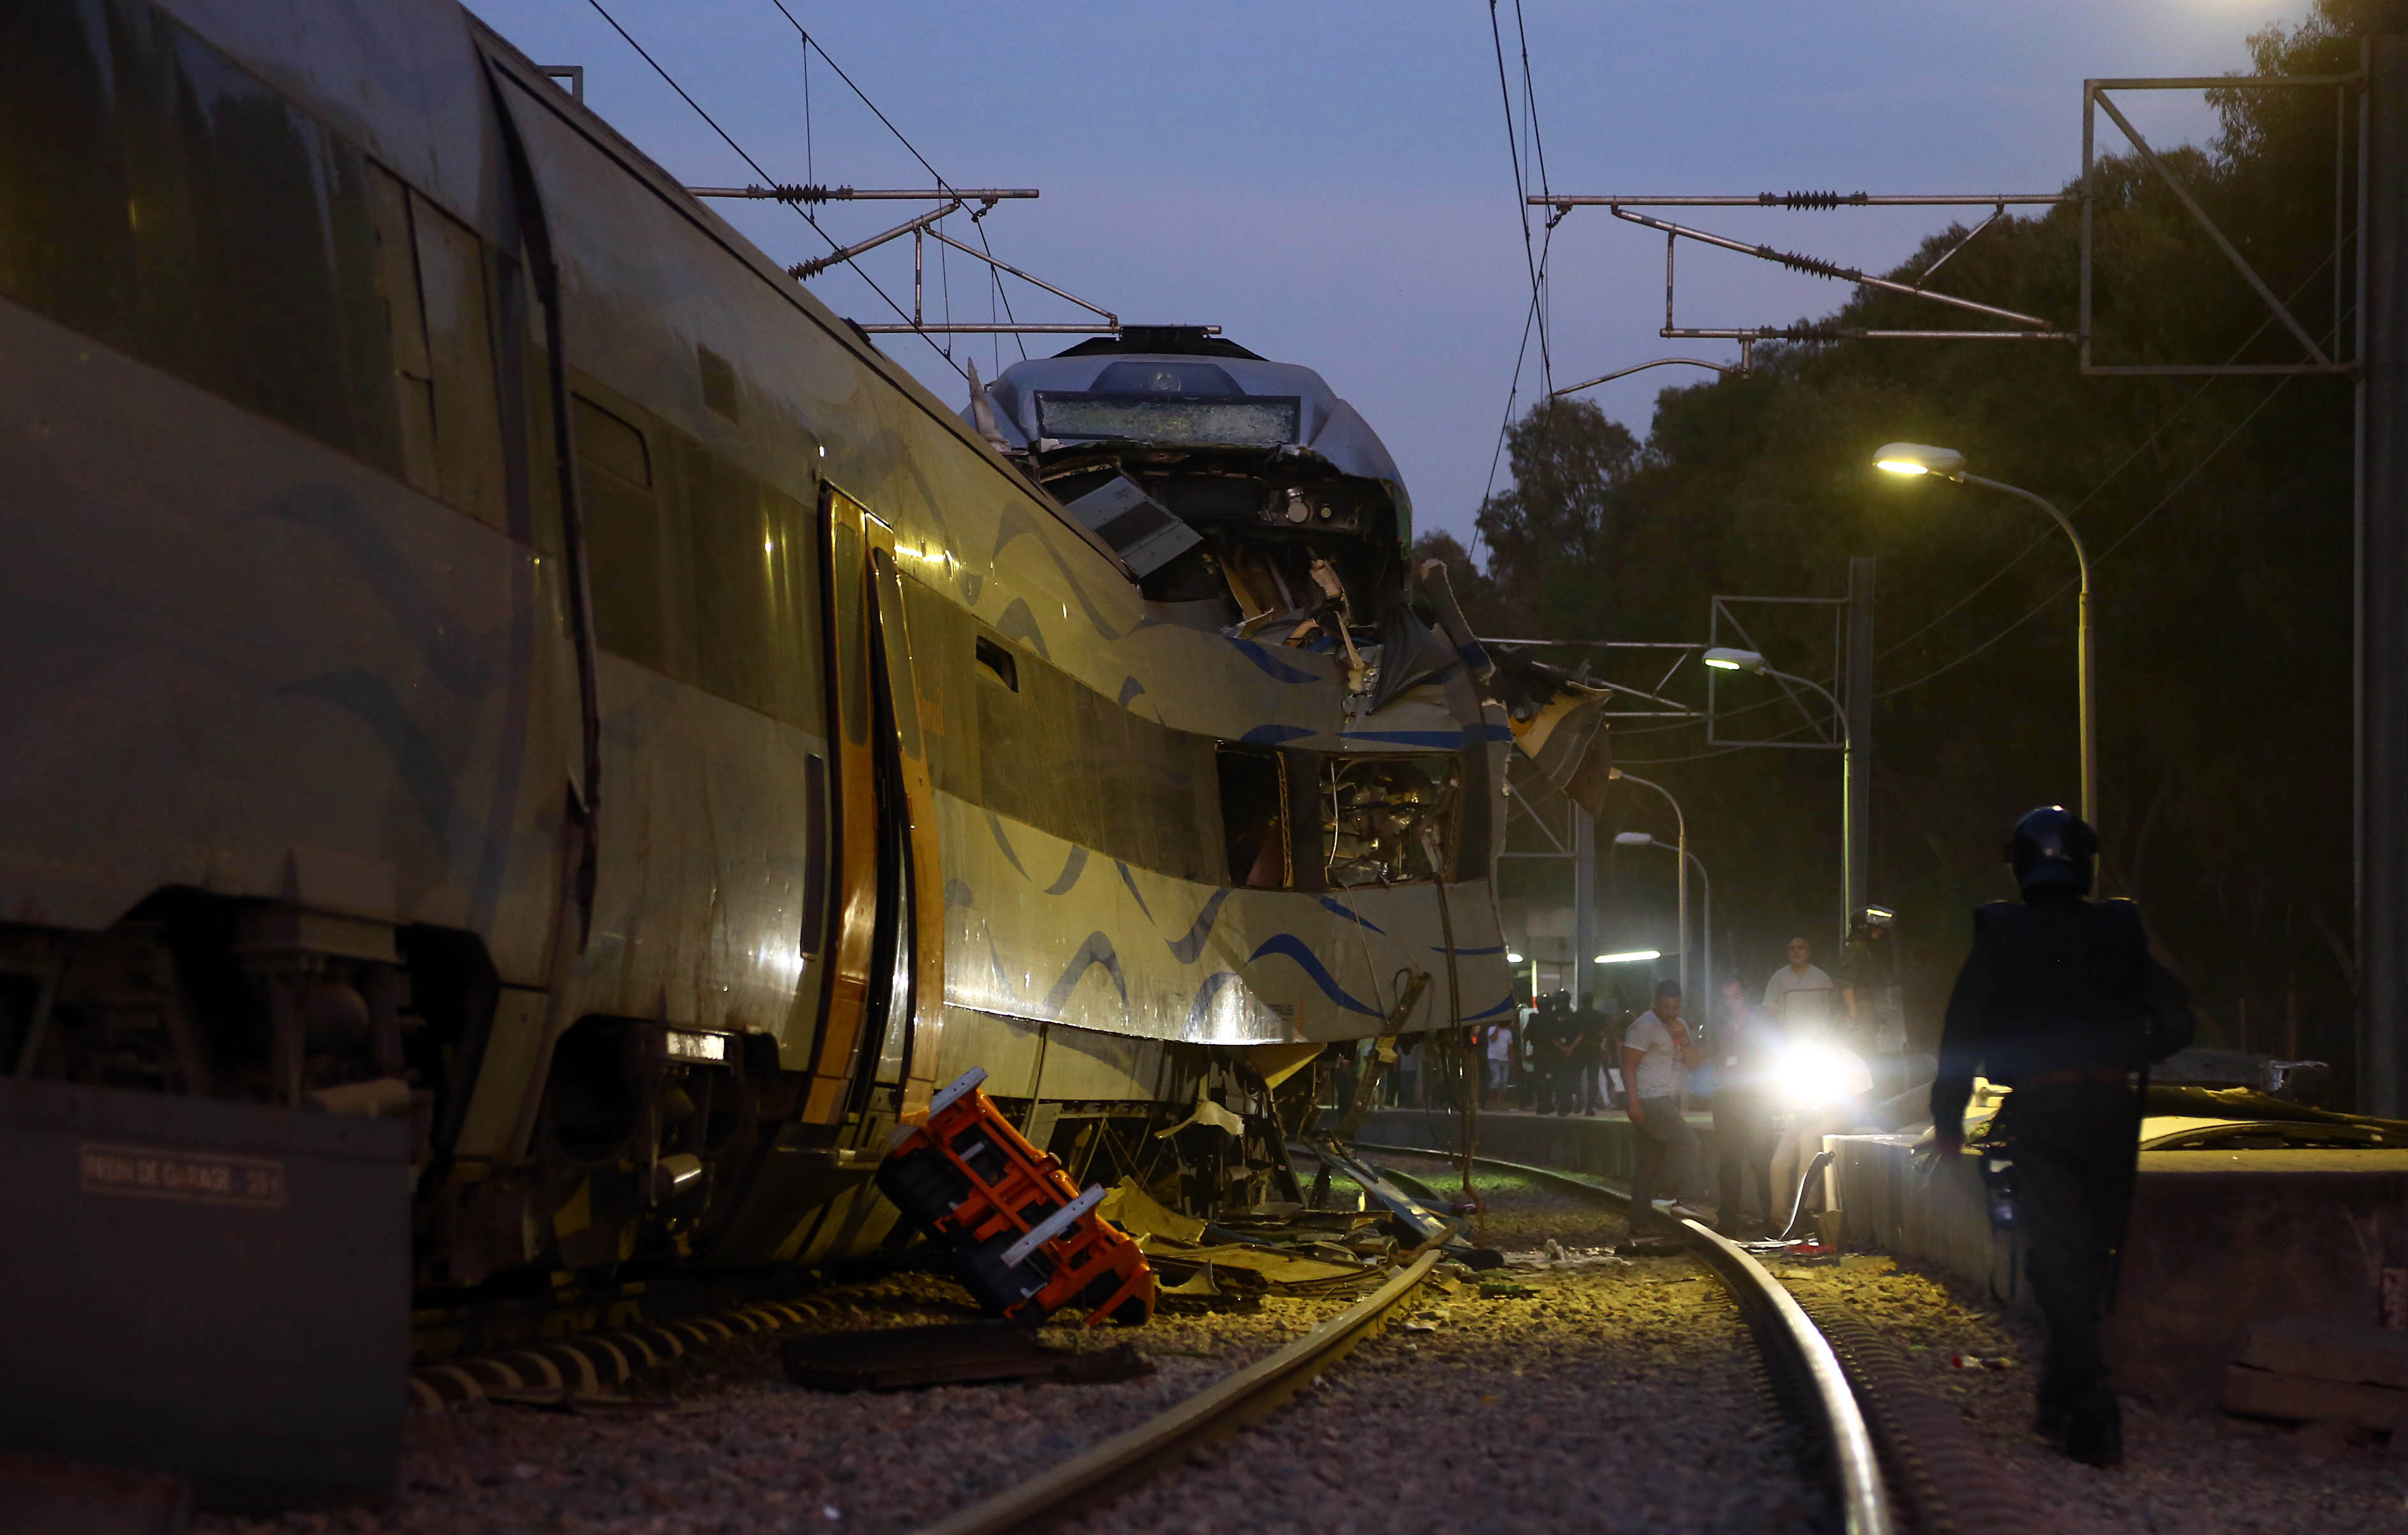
left=1612, top=831, right=1656, bottom=848
left=1702, top=647, right=1767, bottom=673
left=1873, top=442, right=1966, bottom=481
left=1777, top=1035, right=1872, bottom=1109
left=1506, top=950, right=1526, bottom=964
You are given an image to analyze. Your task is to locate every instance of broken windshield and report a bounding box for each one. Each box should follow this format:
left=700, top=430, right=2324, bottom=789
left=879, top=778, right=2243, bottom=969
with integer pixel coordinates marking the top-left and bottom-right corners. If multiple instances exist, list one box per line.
left=1034, top=391, right=1300, bottom=447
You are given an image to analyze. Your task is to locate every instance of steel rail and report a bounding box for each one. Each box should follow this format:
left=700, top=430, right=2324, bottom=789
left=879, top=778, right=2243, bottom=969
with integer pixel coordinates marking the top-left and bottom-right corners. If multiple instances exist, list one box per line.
left=1355, top=1142, right=1893, bottom=1535
left=914, top=1250, right=1440, bottom=1535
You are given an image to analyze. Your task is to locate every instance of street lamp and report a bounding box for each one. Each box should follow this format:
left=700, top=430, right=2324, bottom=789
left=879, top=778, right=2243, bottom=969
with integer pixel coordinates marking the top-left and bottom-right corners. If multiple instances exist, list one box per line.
left=1702, top=647, right=1854, bottom=940
left=1609, top=767, right=1687, bottom=1001
left=1875, top=441, right=2095, bottom=827
left=1614, top=832, right=1713, bottom=1008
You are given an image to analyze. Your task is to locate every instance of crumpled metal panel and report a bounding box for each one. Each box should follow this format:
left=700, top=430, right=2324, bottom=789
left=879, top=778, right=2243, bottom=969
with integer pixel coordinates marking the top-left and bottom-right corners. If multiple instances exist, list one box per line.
left=935, top=792, right=1513, bottom=1048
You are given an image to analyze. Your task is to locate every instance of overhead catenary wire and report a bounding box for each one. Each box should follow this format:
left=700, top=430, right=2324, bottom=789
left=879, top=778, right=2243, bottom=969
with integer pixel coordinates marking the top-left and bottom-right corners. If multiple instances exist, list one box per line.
left=1874, top=244, right=2342, bottom=669
left=581, top=0, right=969, bottom=380
left=1513, top=0, right=1554, bottom=396
left=1608, top=241, right=2344, bottom=733
left=764, top=0, right=1029, bottom=363
left=1875, top=372, right=2296, bottom=701
left=1472, top=0, right=1559, bottom=563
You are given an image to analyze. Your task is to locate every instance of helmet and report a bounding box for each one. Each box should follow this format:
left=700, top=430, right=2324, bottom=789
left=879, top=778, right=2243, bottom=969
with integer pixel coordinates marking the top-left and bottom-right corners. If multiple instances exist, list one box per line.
left=2005, top=805, right=2096, bottom=897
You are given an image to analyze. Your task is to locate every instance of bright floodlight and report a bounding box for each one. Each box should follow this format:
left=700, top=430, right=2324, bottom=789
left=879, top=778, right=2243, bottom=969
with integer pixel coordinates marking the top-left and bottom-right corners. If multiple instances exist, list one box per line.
left=1612, top=831, right=1656, bottom=847
left=1874, top=442, right=1966, bottom=478
left=1506, top=951, right=1526, bottom=964
left=1702, top=647, right=1766, bottom=673
left=1595, top=948, right=1662, bottom=964
left=1777, top=1037, right=1875, bottom=1109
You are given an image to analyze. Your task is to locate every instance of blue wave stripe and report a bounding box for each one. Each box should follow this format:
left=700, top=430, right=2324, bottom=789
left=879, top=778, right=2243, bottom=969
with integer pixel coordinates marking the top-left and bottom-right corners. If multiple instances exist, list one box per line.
left=1346, top=729, right=1464, bottom=747
left=1226, top=636, right=1322, bottom=684
left=1185, top=971, right=1240, bottom=1033
left=1431, top=943, right=1507, bottom=955
left=1318, top=896, right=1387, bottom=934
left=1042, top=845, right=1089, bottom=895
left=985, top=812, right=1032, bottom=880
left=1245, top=934, right=1384, bottom=1016
left=990, top=505, right=1131, bottom=642
left=1115, top=860, right=1153, bottom=922
left=1042, top=931, right=1129, bottom=1014
left=1466, top=992, right=1519, bottom=1021
left=1167, top=888, right=1233, bottom=964
left=1241, top=723, right=1315, bottom=745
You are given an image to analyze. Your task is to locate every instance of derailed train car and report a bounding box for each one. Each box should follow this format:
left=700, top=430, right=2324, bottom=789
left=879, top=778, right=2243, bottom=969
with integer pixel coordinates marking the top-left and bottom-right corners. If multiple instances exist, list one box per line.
left=0, top=0, right=1605, bottom=1292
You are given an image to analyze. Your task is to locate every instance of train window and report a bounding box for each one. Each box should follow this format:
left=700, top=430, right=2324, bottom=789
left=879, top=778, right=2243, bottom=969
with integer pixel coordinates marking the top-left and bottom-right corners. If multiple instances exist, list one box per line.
left=1217, top=746, right=1290, bottom=889
left=688, top=453, right=775, bottom=714
left=799, top=753, right=828, bottom=954
left=410, top=195, right=509, bottom=530
left=574, top=393, right=667, bottom=670
left=0, top=4, right=405, bottom=479
left=574, top=394, right=651, bottom=487
left=1089, top=361, right=1242, bottom=395
left=974, top=636, right=1018, bottom=693
left=366, top=167, right=440, bottom=498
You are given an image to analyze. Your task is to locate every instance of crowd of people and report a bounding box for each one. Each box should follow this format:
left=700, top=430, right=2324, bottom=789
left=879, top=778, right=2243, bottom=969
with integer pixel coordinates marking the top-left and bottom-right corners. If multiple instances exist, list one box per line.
left=1473, top=923, right=1895, bottom=1238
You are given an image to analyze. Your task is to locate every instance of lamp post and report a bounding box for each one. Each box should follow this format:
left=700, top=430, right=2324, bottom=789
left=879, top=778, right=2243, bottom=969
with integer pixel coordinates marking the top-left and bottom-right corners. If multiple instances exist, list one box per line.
left=1875, top=442, right=2095, bottom=827
left=1609, top=768, right=1687, bottom=1001
left=1613, top=832, right=1711, bottom=1008
left=1704, top=646, right=1851, bottom=940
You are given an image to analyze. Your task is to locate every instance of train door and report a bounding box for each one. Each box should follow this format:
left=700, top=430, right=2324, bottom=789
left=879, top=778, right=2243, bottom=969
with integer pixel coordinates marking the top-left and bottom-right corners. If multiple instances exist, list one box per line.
left=802, top=488, right=946, bottom=1135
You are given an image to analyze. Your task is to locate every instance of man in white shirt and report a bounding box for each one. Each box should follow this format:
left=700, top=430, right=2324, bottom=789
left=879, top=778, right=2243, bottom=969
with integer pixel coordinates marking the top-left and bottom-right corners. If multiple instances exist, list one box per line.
left=1622, top=978, right=1702, bottom=1233
left=1764, top=936, right=1836, bottom=1029
left=1484, top=1015, right=1516, bottom=1105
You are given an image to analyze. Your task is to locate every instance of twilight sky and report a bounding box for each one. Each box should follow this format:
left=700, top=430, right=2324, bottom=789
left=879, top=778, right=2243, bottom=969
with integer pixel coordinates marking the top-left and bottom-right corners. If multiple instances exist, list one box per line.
left=468, top=0, right=2312, bottom=551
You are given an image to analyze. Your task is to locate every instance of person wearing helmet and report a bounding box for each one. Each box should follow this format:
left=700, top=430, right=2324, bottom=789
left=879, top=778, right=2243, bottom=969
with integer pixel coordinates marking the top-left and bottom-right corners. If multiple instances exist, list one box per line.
left=1931, top=807, right=2194, bottom=1467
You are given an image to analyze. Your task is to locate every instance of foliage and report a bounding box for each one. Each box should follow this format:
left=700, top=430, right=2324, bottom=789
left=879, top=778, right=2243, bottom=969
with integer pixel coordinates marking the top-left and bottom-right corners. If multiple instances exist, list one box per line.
left=1434, top=0, right=2372, bottom=1074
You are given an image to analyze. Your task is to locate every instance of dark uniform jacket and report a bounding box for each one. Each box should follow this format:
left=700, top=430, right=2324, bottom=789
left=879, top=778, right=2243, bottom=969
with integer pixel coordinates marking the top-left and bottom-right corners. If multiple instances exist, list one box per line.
left=1931, top=895, right=2194, bottom=1132
left=1568, top=1005, right=1606, bottom=1063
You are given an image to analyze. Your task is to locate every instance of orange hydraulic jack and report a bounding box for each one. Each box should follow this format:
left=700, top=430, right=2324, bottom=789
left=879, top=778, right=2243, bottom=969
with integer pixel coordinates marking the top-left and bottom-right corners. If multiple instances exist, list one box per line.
left=877, top=1068, right=1156, bottom=1326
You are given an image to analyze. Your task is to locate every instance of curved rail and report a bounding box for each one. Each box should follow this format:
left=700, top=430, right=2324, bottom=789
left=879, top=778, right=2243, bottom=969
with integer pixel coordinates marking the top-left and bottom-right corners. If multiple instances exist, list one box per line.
left=915, top=1250, right=1441, bottom=1535
left=1356, top=1142, right=1892, bottom=1535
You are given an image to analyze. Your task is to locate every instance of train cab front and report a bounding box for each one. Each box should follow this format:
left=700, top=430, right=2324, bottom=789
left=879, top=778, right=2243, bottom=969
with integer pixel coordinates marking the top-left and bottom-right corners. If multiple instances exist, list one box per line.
left=970, top=329, right=1413, bottom=668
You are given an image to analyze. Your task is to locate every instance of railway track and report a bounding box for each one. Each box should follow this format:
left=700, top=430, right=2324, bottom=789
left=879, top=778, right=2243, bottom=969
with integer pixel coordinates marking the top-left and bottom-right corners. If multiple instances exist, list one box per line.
left=1358, top=1143, right=1887, bottom=1535
left=398, top=1146, right=2009, bottom=1535
left=914, top=1250, right=1442, bottom=1535
left=905, top=1144, right=1894, bottom=1535
left=404, top=1266, right=967, bottom=1411
left=1359, top=1143, right=2031, bottom=1535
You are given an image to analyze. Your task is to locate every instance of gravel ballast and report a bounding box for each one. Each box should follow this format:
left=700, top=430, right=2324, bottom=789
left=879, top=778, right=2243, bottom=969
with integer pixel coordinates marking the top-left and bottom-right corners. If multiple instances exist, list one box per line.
left=200, top=1150, right=2406, bottom=1534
